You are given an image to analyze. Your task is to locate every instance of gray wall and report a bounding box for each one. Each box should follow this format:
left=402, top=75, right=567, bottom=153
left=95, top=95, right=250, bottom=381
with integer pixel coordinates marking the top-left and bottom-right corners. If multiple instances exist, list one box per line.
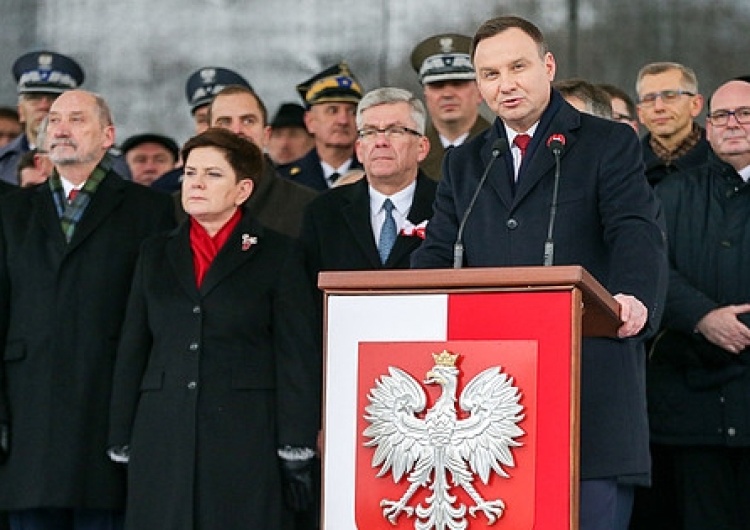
left=1, top=0, right=747, bottom=145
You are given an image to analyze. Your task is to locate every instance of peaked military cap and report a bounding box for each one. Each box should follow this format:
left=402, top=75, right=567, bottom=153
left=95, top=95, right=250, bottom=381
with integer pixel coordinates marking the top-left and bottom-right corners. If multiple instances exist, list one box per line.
left=270, top=103, right=307, bottom=129
left=13, top=51, right=84, bottom=95
left=410, top=33, right=476, bottom=85
left=185, top=67, right=252, bottom=113
left=296, top=62, right=364, bottom=108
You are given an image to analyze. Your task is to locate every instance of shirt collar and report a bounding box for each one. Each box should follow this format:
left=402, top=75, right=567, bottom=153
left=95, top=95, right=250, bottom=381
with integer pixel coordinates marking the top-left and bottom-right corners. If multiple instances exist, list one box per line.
left=369, top=179, right=417, bottom=216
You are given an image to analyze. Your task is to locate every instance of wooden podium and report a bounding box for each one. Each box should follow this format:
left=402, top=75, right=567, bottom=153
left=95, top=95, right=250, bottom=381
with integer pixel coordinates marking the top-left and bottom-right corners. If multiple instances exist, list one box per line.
left=318, top=266, right=620, bottom=530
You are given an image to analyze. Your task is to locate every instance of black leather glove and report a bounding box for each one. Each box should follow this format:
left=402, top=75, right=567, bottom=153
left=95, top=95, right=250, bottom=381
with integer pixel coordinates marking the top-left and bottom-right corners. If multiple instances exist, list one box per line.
left=279, top=455, right=314, bottom=512
left=0, top=423, right=9, bottom=464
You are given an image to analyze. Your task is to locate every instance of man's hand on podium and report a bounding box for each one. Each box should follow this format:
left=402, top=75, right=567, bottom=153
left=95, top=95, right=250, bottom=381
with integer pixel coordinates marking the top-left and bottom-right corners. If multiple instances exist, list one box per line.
left=614, top=293, right=648, bottom=339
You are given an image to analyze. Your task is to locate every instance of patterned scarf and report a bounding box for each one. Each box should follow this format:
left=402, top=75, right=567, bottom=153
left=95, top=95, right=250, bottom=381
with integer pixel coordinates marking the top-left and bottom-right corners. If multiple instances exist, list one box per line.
left=649, top=122, right=703, bottom=166
left=189, top=208, right=242, bottom=288
left=49, top=155, right=111, bottom=243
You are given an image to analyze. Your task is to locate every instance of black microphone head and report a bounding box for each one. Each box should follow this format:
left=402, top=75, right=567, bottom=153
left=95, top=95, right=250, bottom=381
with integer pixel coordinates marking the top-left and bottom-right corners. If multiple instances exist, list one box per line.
left=491, top=138, right=509, bottom=157
left=546, top=133, right=566, bottom=156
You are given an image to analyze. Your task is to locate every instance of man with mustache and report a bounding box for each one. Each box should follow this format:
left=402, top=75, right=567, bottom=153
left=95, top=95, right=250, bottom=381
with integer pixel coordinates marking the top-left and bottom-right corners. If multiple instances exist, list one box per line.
left=279, top=62, right=364, bottom=191
left=0, top=89, right=174, bottom=530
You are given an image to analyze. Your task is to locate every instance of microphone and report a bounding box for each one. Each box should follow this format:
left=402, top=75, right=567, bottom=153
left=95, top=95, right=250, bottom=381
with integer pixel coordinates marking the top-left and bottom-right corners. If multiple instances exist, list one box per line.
left=453, top=138, right=509, bottom=268
left=543, top=133, right=566, bottom=266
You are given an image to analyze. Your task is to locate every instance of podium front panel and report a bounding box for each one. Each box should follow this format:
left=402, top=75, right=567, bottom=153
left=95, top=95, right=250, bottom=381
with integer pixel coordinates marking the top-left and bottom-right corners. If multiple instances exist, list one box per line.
left=323, top=289, right=580, bottom=530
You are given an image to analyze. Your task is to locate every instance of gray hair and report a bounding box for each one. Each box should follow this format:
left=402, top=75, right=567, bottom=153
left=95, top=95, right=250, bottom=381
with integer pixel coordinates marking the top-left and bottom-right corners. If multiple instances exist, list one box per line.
left=635, top=62, right=699, bottom=97
left=356, top=87, right=427, bottom=134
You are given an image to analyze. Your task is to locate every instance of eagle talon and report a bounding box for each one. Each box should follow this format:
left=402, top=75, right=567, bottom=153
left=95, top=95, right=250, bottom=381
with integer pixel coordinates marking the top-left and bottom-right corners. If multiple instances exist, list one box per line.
left=380, top=499, right=414, bottom=523
left=469, top=499, right=505, bottom=524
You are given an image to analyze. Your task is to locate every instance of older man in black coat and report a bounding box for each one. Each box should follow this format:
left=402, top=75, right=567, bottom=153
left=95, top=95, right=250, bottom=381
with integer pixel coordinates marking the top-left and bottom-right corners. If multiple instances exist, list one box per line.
left=411, top=17, right=666, bottom=530
left=0, top=90, right=174, bottom=530
left=300, top=87, right=437, bottom=280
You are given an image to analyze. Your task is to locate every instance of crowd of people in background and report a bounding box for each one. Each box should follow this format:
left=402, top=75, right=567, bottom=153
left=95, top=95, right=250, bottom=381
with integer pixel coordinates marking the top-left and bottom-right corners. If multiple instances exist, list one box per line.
left=0, top=11, right=748, bottom=530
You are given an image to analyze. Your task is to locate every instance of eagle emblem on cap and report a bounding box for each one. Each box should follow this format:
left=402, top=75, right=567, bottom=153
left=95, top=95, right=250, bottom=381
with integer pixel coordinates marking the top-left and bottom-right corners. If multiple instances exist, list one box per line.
left=200, top=68, right=216, bottom=83
left=38, top=54, right=53, bottom=70
left=439, top=37, right=455, bottom=53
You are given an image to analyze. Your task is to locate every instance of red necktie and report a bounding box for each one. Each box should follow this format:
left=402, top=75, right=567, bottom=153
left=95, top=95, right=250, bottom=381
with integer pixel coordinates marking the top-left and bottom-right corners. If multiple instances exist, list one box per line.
left=67, top=189, right=79, bottom=203
left=514, top=134, right=532, bottom=158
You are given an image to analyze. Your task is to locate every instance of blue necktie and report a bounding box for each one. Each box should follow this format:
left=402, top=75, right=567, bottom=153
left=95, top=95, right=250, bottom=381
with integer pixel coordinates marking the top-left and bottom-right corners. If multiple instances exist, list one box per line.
left=378, top=198, right=397, bottom=264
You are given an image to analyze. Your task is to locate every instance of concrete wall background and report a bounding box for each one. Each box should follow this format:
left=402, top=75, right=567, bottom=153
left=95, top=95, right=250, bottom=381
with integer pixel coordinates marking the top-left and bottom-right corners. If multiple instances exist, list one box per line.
left=1, top=0, right=747, bottom=145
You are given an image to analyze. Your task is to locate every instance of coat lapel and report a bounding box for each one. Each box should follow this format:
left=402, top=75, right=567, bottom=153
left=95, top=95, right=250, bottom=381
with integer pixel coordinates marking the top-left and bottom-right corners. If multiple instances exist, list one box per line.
left=482, top=128, right=515, bottom=210
left=197, top=212, right=264, bottom=297
left=67, top=173, right=125, bottom=253
left=167, top=222, right=201, bottom=301
left=385, top=173, right=434, bottom=267
left=514, top=98, right=581, bottom=205
left=341, top=180, right=382, bottom=267
left=31, top=185, right=67, bottom=252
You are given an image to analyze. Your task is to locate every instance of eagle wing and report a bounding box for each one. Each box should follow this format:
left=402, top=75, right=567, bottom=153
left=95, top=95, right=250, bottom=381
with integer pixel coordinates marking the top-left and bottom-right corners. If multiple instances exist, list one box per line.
left=453, top=366, right=525, bottom=484
left=362, top=366, right=431, bottom=482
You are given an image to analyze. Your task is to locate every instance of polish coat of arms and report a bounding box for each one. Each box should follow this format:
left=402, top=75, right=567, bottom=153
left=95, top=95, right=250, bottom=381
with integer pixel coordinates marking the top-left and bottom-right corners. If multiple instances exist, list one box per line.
left=362, top=351, right=525, bottom=529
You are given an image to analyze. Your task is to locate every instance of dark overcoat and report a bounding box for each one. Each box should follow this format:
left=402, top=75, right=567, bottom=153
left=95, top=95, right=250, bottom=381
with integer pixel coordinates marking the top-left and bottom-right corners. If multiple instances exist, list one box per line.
left=411, top=91, right=667, bottom=482
left=648, top=153, right=750, bottom=447
left=108, top=211, right=320, bottom=529
left=0, top=170, right=175, bottom=510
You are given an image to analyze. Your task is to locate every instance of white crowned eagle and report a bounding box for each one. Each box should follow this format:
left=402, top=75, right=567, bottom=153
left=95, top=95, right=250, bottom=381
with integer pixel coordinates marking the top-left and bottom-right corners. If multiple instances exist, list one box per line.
left=363, top=350, right=525, bottom=530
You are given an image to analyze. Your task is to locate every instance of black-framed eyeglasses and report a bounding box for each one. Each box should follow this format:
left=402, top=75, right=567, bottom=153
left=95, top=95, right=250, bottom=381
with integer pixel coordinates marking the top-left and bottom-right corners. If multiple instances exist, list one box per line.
left=637, top=89, right=695, bottom=107
left=707, top=107, right=750, bottom=127
left=358, top=125, right=422, bottom=141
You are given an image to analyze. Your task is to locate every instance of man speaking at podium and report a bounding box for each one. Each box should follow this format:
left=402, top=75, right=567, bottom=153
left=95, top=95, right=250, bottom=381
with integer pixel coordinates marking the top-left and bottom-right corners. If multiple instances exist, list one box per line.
left=411, top=15, right=666, bottom=530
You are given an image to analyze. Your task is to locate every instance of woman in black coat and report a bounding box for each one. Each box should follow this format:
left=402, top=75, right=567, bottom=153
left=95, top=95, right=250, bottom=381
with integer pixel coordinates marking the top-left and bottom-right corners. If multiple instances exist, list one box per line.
left=108, top=128, right=320, bottom=529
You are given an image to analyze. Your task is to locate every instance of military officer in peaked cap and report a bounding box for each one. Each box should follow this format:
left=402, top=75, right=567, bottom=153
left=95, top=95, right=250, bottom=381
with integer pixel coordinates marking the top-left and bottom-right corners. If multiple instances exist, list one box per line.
left=186, top=66, right=253, bottom=135
left=410, top=33, right=490, bottom=180
left=0, top=51, right=84, bottom=185
left=151, top=66, right=253, bottom=193
left=278, top=62, right=364, bottom=191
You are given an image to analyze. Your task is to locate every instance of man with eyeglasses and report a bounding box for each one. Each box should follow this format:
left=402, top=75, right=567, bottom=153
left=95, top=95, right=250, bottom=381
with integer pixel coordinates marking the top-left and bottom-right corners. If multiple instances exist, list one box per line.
left=300, top=86, right=437, bottom=275
left=640, top=77, right=750, bottom=530
left=635, top=62, right=711, bottom=186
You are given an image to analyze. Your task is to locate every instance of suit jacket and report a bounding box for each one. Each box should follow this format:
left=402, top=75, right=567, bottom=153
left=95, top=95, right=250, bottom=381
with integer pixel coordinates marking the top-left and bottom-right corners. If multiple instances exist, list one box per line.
left=420, top=114, right=491, bottom=181
left=300, top=172, right=437, bottom=282
left=108, top=212, right=319, bottom=528
left=0, top=169, right=175, bottom=510
left=412, top=91, right=667, bottom=482
left=279, top=147, right=362, bottom=192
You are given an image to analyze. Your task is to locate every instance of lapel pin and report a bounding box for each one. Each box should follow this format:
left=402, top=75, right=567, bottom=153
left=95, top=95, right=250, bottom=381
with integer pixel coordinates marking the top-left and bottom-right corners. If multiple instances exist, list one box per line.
left=241, top=234, right=258, bottom=251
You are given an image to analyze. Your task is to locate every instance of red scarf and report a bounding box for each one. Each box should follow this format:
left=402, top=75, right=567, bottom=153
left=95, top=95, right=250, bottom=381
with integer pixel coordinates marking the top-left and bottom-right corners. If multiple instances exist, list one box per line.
left=189, top=209, right=242, bottom=288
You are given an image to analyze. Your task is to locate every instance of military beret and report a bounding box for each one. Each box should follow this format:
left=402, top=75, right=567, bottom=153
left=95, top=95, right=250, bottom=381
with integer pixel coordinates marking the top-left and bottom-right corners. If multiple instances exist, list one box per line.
left=13, top=51, right=84, bottom=95
left=185, top=67, right=252, bottom=113
left=120, top=133, right=179, bottom=161
left=270, top=103, right=307, bottom=129
left=296, top=62, right=364, bottom=108
left=410, top=33, right=476, bottom=85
